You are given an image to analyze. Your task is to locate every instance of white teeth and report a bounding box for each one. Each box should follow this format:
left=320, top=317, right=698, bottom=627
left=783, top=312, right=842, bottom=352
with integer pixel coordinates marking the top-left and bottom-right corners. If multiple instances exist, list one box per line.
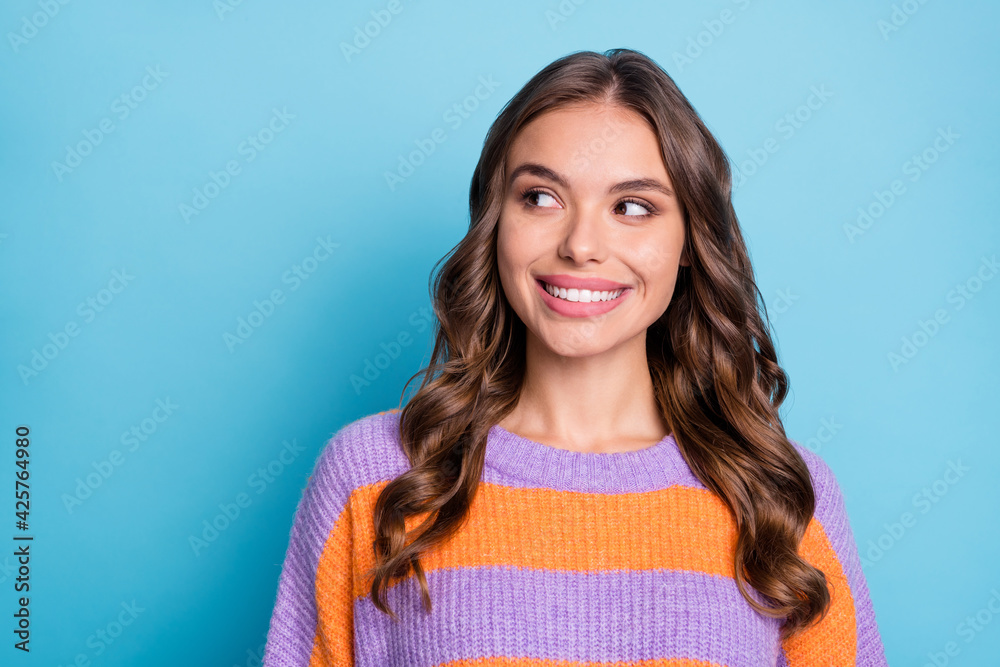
left=543, top=281, right=624, bottom=302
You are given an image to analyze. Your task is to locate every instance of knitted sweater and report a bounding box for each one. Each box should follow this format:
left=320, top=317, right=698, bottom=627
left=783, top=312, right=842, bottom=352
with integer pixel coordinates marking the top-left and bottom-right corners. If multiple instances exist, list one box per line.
left=263, top=409, right=888, bottom=666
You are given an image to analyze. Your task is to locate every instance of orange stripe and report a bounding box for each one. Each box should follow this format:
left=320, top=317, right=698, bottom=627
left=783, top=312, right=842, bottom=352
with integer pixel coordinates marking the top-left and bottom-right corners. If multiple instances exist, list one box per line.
left=348, top=481, right=739, bottom=598
left=309, top=503, right=355, bottom=666
left=438, top=658, right=721, bottom=666
left=781, top=520, right=857, bottom=664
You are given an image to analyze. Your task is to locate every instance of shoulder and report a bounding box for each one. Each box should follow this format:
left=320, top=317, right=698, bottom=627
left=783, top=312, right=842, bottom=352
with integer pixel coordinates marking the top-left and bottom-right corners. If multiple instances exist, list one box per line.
left=305, top=409, right=410, bottom=501
left=784, top=442, right=887, bottom=662
left=787, top=438, right=853, bottom=536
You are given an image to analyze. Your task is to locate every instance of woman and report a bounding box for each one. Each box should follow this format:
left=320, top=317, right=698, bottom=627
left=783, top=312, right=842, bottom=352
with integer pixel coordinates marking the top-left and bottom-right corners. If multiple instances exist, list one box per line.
left=264, top=48, right=888, bottom=666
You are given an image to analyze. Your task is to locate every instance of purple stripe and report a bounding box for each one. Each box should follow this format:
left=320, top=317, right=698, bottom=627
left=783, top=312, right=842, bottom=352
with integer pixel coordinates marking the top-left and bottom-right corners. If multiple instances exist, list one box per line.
left=353, top=566, right=782, bottom=667
left=316, top=411, right=711, bottom=495
left=791, top=441, right=888, bottom=666
left=485, top=423, right=707, bottom=493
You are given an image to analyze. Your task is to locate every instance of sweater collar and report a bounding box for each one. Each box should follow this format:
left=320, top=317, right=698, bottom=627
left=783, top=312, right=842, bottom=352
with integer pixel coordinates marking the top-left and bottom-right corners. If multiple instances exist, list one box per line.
left=484, top=423, right=700, bottom=493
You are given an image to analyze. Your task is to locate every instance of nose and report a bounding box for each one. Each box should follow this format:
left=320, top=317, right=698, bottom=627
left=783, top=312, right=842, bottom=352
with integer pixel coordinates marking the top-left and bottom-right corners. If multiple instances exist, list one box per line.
left=558, top=203, right=608, bottom=265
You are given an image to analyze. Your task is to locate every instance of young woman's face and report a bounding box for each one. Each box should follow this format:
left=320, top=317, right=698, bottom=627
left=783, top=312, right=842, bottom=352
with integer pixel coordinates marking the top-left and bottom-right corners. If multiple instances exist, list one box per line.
left=497, top=102, right=688, bottom=358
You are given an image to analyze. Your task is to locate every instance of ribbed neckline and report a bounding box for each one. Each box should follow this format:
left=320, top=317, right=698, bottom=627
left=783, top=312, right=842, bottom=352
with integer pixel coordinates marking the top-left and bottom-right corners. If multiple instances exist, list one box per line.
left=485, top=423, right=692, bottom=493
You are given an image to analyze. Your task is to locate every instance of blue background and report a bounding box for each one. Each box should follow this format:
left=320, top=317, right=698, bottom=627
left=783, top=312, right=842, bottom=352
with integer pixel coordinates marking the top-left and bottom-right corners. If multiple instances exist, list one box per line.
left=1, top=0, right=997, bottom=664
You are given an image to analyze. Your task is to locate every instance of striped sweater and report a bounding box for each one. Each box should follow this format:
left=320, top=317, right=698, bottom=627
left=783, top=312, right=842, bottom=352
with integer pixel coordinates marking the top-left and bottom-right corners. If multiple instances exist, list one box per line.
left=264, top=408, right=888, bottom=666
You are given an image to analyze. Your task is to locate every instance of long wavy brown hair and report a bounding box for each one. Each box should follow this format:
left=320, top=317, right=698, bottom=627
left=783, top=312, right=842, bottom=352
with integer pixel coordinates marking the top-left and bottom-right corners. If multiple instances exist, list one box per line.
left=364, top=47, right=830, bottom=639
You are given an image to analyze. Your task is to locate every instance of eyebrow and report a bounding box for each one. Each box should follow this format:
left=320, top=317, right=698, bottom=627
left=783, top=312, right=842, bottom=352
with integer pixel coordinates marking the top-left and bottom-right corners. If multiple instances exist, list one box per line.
left=506, top=162, right=674, bottom=198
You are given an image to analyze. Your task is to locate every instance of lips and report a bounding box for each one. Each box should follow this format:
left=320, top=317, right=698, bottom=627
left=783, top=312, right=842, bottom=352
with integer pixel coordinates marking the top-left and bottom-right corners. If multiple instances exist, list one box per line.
left=535, top=274, right=631, bottom=291
left=533, top=273, right=632, bottom=317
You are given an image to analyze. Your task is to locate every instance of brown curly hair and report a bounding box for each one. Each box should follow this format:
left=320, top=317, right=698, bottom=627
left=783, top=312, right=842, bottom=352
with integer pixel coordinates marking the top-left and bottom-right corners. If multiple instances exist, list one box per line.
left=363, top=47, right=830, bottom=639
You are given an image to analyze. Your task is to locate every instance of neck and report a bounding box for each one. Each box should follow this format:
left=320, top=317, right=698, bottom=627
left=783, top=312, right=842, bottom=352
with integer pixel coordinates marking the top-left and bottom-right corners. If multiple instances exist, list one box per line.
left=499, top=328, right=669, bottom=453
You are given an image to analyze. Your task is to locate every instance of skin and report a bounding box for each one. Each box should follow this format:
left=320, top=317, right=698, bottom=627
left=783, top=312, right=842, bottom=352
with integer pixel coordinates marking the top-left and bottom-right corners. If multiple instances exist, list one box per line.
left=496, top=102, right=689, bottom=454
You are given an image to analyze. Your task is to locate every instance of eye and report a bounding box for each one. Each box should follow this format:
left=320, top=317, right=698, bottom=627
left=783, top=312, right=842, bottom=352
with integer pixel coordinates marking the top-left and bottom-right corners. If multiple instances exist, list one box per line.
left=614, top=198, right=655, bottom=217
left=520, top=188, right=561, bottom=209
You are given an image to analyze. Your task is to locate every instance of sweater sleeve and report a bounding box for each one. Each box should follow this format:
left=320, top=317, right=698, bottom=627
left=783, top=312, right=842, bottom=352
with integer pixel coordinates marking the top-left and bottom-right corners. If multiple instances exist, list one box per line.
left=779, top=444, right=889, bottom=666
left=264, top=428, right=357, bottom=667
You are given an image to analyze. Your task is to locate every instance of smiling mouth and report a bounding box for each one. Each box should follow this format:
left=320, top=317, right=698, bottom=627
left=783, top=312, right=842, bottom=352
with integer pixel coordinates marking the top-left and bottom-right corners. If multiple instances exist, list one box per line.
left=538, top=279, right=628, bottom=303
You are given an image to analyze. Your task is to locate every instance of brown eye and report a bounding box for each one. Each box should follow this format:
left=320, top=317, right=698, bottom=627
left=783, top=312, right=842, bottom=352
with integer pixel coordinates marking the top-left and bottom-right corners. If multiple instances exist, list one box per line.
left=614, top=199, right=653, bottom=217
left=522, top=189, right=559, bottom=208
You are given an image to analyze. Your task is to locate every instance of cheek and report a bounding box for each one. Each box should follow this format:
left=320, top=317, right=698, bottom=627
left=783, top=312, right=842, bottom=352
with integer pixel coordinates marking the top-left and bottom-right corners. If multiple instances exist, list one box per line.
left=497, top=217, right=533, bottom=268
left=496, top=220, right=523, bottom=300
left=626, top=239, right=683, bottom=292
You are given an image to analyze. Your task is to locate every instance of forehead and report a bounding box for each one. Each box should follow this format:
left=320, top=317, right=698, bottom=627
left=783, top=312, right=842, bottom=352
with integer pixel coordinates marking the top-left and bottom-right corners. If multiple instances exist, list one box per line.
left=506, top=102, right=668, bottom=183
